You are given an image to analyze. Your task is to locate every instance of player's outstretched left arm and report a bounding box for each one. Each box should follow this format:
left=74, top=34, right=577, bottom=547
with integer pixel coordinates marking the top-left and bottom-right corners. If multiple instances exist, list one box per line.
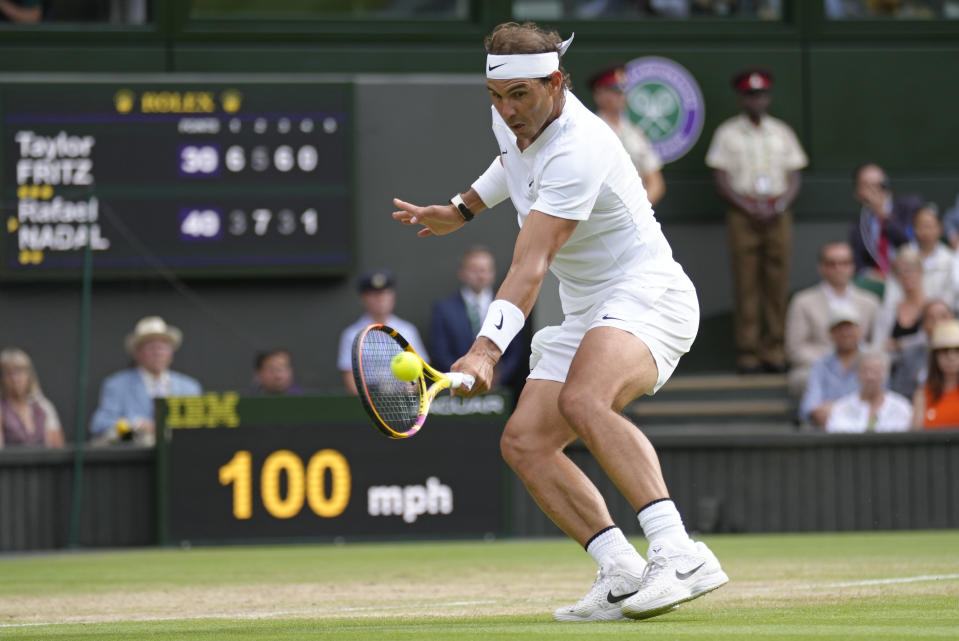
left=392, top=189, right=487, bottom=237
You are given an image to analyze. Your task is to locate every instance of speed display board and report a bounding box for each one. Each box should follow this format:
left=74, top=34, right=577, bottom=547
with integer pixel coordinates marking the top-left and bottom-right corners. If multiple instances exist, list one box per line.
left=1, top=79, right=352, bottom=279
left=157, top=393, right=509, bottom=544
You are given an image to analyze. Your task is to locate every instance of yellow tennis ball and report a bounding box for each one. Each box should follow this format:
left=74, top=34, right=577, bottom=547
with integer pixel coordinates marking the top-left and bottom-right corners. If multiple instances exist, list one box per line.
left=391, top=352, right=423, bottom=381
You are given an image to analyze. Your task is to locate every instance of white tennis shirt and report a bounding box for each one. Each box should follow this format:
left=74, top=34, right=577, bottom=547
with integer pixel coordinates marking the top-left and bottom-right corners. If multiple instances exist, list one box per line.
left=472, top=91, right=693, bottom=315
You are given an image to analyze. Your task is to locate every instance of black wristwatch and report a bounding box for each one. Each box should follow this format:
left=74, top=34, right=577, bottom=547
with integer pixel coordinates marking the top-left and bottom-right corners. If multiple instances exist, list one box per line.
left=450, top=193, right=474, bottom=221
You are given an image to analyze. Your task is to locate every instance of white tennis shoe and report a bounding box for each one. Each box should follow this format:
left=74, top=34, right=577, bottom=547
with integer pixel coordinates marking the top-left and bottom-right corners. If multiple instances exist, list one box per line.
left=620, top=541, right=728, bottom=620
left=553, top=557, right=646, bottom=622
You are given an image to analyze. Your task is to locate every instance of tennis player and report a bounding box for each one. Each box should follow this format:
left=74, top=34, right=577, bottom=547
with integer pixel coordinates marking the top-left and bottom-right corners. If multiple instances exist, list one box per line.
left=392, top=21, right=727, bottom=622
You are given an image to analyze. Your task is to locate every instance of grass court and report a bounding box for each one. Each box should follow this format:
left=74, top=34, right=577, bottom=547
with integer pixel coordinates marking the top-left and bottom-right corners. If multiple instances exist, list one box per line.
left=1, top=530, right=957, bottom=640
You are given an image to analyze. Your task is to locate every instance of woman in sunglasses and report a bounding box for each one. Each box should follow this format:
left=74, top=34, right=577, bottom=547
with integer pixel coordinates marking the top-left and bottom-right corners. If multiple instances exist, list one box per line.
left=912, top=319, right=959, bottom=429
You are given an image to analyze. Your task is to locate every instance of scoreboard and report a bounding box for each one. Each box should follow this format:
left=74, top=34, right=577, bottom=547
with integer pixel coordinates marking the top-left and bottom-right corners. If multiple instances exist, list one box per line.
left=1, top=79, right=353, bottom=279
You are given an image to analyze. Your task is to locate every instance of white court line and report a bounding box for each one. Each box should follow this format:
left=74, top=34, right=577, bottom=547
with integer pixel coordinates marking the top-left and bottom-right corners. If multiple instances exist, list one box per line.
left=791, top=573, right=959, bottom=590
left=0, top=599, right=507, bottom=629
left=1, top=574, right=957, bottom=629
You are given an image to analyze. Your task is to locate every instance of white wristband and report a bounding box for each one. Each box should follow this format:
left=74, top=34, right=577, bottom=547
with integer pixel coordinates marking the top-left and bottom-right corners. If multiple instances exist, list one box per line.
left=477, top=299, right=525, bottom=354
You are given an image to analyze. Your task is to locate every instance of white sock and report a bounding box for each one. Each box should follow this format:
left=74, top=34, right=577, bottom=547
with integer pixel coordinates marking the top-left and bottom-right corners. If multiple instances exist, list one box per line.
left=585, top=526, right=645, bottom=572
left=637, top=499, right=696, bottom=554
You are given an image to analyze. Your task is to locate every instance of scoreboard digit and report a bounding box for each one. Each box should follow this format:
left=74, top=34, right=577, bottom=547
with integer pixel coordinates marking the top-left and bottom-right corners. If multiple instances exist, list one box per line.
left=1, top=79, right=353, bottom=279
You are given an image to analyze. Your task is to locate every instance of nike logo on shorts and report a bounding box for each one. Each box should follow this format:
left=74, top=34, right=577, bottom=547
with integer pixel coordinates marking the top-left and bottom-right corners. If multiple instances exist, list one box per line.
left=488, top=63, right=506, bottom=71
left=675, top=562, right=706, bottom=581
left=606, top=589, right=638, bottom=604
left=494, top=311, right=504, bottom=330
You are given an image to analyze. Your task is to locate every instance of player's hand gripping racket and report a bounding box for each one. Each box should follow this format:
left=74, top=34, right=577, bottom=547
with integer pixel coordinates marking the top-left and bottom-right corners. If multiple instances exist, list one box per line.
left=351, top=324, right=475, bottom=439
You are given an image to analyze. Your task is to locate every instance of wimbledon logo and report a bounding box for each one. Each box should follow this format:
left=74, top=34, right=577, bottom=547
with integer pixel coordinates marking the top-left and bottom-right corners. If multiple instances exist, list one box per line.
left=623, top=56, right=704, bottom=163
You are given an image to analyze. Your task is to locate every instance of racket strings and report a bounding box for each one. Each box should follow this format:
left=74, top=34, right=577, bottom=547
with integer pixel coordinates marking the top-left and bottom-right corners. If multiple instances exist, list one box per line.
left=357, top=330, right=421, bottom=431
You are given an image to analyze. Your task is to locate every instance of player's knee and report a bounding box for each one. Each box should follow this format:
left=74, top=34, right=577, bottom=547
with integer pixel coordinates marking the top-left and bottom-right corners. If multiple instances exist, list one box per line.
left=500, top=427, right=529, bottom=472
left=500, top=421, right=550, bottom=475
left=557, top=386, right=603, bottom=439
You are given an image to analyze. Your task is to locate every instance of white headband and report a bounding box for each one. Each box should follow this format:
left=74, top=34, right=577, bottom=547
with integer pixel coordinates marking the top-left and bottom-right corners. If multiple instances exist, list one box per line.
left=485, top=33, right=575, bottom=80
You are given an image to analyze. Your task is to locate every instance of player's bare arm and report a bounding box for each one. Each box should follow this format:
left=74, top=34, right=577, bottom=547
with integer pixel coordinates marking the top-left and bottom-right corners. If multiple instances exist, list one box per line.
left=392, top=189, right=488, bottom=237
left=452, top=210, right=578, bottom=396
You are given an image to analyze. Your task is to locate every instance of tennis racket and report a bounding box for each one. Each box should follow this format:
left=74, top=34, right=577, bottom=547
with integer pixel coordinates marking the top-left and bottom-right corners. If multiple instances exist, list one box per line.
left=351, top=324, right=475, bottom=439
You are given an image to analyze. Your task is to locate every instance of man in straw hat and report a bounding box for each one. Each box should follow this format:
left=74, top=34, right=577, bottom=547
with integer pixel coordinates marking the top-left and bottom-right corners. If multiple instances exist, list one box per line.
left=391, top=21, right=726, bottom=622
left=90, top=316, right=201, bottom=444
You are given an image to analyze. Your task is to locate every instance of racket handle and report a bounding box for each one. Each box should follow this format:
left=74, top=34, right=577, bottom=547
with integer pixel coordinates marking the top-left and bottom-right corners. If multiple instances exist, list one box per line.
left=447, top=372, right=475, bottom=391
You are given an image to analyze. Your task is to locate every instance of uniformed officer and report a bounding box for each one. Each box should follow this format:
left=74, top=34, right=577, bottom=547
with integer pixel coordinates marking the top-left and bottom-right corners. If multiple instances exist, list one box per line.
left=706, top=68, right=808, bottom=374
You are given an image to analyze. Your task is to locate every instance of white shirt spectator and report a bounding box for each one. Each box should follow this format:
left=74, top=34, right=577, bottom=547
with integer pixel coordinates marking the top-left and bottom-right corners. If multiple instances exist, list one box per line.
left=825, top=390, right=913, bottom=433
left=883, top=241, right=955, bottom=311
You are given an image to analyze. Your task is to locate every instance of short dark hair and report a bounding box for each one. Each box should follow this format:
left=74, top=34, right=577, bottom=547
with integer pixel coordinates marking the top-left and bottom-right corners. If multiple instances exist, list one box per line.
left=254, top=348, right=290, bottom=370
left=484, top=21, right=572, bottom=90
left=817, top=240, right=852, bottom=263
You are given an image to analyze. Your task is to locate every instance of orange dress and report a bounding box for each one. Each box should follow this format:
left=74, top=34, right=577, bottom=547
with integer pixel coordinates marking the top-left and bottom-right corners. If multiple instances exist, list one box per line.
left=922, top=385, right=959, bottom=429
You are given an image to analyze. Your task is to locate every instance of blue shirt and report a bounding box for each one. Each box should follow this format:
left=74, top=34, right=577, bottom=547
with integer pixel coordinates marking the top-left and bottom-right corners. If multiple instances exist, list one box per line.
left=337, top=314, right=429, bottom=372
left=799, top=352, right=861, bottom=422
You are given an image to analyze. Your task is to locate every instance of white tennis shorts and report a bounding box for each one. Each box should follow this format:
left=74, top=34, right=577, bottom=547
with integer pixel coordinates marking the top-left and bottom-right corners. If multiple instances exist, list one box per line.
left=528, top=286, right=699, bottom=394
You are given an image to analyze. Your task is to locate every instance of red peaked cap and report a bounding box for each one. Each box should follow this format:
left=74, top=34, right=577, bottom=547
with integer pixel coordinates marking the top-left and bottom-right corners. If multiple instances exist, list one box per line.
left=588, top=65, right=626, bottom=92
left=732, top=68, right=774, bottom=93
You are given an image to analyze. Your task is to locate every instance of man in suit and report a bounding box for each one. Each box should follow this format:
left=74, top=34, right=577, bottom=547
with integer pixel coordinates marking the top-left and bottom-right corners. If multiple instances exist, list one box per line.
left=430, top=246, right=526, bottom=390
left=90, top=316, right=202, bottom=444
left=785, top=241, right=880, bottom=397
left=849, top=162, right=922, bottom=282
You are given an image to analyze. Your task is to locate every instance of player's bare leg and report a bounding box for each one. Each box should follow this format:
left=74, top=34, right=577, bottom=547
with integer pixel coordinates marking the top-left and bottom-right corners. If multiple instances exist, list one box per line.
left=501, top=380, right=646, bottom=621
left=501, top=380, right=610, bottom=544
left=558, top=327, right=666, bottom=509
left=559, top=326, right=727, bottom=620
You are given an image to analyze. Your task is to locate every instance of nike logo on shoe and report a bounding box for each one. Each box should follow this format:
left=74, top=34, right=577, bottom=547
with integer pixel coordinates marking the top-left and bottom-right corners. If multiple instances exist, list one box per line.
left=488, top=63, right=506, bottom=71
left=675, top=561, right=706, bottom=580
left=606, top=589, right=639, bottom=604
left=494, top=311, right=504, bottom=330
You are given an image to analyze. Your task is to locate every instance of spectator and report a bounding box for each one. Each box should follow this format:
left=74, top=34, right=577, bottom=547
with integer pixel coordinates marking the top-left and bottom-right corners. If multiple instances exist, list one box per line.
left=884, top=204, right=955, bottom=311
left=888, top=298, right=954, bottom=399
left=588, top=64, right=666, bottom=205
left=848, top=163, right=923, bottom=286
left=0, top=348, right=64, bottom=448
left=912, top=318, right=959, bottom=429
left=825, top=350, right=912, bottom=433
left=870, top=246, right=927, bottom=353
left=943, top=192, right=959, bottom=250
left=109, top=0, right=148, bottom=24
left=706, top=67, right=807, bottom=374
left=785, top=240, right=880, bottom=397
left=249, top=348, right=303, bottom=395
left=798, top=304, right=864, bottom=428
left=914, top=204, right=955, bottom=308
left=89, top=316, right=202, bottom=444
left=430, top=246, right=526, bottom=390
left=0, top=0, right=41, bottom=23
left=337, top=270, right=428, bottom=395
